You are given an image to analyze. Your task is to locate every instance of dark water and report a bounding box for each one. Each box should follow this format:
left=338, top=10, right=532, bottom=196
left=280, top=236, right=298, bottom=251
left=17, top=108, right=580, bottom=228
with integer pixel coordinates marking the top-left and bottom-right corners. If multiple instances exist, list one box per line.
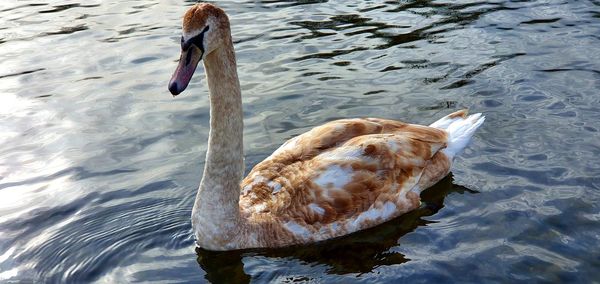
left=1, top=0, right=600, bottom=282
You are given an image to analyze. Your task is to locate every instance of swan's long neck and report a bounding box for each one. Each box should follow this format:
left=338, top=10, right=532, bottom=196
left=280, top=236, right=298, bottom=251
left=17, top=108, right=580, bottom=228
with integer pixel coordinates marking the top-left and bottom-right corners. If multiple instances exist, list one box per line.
left=192, top=33, right=246, bottom=250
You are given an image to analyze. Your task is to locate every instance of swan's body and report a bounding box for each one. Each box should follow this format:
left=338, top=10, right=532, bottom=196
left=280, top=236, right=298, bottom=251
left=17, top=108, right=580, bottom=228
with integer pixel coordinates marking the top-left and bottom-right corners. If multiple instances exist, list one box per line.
left=169, top=4, right=485, bottom=251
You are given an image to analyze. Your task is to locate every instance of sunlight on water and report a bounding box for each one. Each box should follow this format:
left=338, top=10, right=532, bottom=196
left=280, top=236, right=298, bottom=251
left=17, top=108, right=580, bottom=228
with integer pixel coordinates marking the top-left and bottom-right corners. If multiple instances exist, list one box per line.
left=1, top=0, right=600, bottom=282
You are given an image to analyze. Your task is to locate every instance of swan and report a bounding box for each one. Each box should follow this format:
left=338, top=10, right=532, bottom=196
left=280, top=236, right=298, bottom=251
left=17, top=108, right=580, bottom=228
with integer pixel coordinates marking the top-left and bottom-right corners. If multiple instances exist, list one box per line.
left=168, top=3, right=485, bottom=251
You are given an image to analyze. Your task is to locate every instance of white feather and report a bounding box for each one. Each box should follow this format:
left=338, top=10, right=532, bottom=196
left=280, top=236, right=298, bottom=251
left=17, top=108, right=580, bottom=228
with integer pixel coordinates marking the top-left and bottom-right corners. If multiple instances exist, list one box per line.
left=283, top=221, right=311, bottom=239
left=268, top=181, right=282, bottom=194
left=314, top=164, right=353, bottom=189
left=308, top=203, right=325, bottom=215
left=431, top=112, right=485, bottom=159
left=317, top=146, right=364, bottom=161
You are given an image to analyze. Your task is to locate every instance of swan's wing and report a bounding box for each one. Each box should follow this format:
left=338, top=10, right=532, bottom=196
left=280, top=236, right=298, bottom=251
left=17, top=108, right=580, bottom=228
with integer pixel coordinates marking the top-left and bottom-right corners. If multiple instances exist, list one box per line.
left=258, top=117, right=442, bottom=164
left=240, top=119, right=450, bottom=238
left=265, top=118, right=389, bottom=164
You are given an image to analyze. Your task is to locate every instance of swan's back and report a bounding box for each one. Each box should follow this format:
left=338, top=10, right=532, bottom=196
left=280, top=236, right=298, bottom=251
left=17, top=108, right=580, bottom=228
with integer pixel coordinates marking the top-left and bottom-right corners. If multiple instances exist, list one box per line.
left=239, top=116, right=452, bottom=243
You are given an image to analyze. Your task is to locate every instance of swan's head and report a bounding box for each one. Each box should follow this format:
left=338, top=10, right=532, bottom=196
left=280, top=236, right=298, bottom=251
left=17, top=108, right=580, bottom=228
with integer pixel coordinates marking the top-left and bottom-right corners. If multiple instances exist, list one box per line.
left=168, top=3, right=230, bottom=96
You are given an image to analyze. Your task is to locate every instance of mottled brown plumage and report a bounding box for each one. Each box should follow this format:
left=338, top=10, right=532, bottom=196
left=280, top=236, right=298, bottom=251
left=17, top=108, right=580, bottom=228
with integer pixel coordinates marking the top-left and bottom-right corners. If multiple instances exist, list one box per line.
left=169, top=3, right=485, bottom=250
left=239, top=118, right=451, bottom=244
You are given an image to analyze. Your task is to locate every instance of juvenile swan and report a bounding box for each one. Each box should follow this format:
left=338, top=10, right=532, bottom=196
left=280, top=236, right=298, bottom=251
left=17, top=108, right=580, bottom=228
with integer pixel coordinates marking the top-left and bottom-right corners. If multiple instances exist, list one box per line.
left=168, top=3, right=485, bottom=250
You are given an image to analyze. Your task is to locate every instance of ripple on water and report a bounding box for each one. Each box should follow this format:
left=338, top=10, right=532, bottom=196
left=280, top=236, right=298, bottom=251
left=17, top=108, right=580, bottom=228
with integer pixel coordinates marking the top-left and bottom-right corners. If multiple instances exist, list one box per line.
left=1, top=0, right=600, bottom=282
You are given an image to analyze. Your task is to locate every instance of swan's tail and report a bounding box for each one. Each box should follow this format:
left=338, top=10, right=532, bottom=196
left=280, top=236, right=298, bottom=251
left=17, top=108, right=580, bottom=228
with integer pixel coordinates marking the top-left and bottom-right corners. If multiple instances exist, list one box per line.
left=429, top=109, right=485, bottom=159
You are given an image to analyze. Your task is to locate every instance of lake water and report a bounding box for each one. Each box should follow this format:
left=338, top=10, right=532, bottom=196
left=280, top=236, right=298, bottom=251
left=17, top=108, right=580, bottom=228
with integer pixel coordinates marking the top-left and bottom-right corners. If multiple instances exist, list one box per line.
left=1, top=0, right=600, bottom=282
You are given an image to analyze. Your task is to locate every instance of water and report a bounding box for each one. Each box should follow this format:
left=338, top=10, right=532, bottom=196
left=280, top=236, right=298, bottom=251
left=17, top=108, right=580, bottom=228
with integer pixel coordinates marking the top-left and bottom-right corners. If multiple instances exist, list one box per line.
left=1, top=0, right=600, bottom=282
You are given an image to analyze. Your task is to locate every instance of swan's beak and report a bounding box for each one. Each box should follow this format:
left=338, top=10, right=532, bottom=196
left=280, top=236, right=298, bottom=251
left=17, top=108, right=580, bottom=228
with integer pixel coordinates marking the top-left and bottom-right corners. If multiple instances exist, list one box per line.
left=169, top=46, right=203, bottom=96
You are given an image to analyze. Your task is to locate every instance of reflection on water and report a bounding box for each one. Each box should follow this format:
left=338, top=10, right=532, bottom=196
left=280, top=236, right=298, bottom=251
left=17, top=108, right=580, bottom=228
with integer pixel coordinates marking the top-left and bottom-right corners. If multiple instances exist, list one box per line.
left=1, top=0, right=600, bottom=282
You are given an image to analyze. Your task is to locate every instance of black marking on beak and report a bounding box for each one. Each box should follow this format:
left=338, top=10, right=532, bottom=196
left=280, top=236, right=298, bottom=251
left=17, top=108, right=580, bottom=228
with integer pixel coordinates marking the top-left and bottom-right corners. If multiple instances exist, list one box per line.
left=185, top=48, right=194, bottom=65
left=181, top=25, right=210, bottom=55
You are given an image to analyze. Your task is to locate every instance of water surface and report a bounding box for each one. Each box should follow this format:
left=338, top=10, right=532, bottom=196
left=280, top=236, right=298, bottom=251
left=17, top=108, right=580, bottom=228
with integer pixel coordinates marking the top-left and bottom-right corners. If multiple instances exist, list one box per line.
left=1, top=0, right=600, bottom=282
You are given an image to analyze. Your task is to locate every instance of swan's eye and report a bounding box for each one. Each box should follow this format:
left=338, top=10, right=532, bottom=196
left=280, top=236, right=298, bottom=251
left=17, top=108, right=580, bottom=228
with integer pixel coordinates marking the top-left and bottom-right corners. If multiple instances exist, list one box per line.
left=190, top=26, right=210, bottom=49
left=190, top=34, right=204, bottom=49
left=181, top=26, right=210, bottom=52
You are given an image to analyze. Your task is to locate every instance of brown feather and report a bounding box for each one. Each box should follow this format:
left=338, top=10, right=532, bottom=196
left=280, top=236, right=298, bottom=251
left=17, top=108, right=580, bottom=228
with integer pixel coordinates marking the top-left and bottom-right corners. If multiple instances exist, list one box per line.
left=239, top=118, right=453, bottom=244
